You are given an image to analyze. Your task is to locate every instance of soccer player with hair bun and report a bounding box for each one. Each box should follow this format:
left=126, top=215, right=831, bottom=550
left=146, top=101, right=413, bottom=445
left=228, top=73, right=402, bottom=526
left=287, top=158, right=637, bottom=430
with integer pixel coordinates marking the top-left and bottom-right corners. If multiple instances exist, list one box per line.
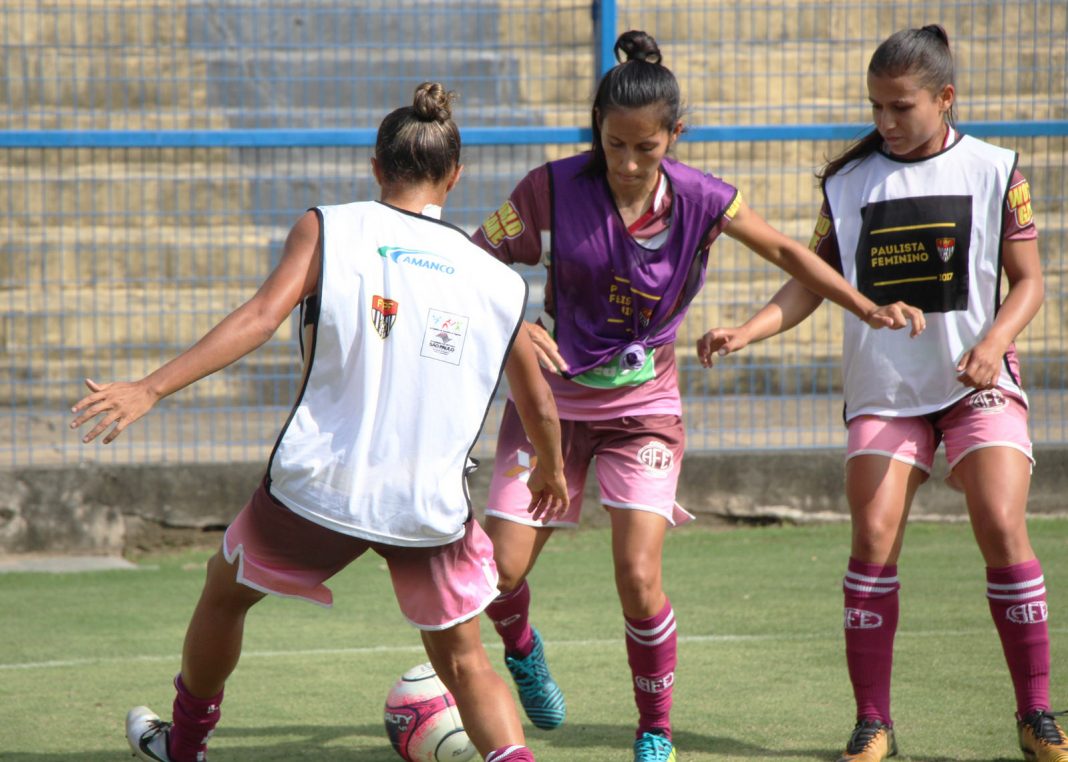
left=72, top=82, right=567, bottom=762
left=474, top=29, right=921, bottom=762
left=700, top=25, right=1064, bottom=762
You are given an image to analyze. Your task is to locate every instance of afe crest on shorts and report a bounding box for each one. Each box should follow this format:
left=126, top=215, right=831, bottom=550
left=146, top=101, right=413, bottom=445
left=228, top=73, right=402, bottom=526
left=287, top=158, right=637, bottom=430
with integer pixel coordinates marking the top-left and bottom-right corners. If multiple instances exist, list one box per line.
left=969, top=388, right=1007, bottom=413
left=637, top=441, right=674, bottom=473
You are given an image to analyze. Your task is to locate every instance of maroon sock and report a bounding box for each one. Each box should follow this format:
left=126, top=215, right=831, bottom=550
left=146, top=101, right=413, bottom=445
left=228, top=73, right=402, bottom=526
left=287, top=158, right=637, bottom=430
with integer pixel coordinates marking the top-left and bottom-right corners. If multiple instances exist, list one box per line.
left=987, top=559, right=1050, bottom=716
left=486, top=581, right=535, bottom=658
left=485, top=745, right=535, bottom=761
left=625, top=599, right=677, bottom=740
left=843, top=558, right=899, bottom=725
left=168, top=674, right=223, bottom=762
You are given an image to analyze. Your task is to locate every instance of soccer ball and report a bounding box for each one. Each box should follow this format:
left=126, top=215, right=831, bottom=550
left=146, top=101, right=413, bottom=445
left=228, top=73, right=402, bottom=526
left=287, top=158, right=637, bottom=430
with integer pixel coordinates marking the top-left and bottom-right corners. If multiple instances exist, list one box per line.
left=384, top=662, right=476, bottom=762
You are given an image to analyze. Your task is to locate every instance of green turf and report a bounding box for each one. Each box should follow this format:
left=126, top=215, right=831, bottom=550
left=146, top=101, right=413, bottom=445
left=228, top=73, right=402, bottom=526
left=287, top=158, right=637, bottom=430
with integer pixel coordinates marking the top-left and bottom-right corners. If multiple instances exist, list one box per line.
left=2, top=519, right=1066, bottom=761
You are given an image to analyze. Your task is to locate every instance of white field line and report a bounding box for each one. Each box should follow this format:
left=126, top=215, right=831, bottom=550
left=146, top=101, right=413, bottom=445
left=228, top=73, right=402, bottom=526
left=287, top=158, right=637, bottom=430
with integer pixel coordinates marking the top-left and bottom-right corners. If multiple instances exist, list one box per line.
left=4, top=628, right=1066, bottom=672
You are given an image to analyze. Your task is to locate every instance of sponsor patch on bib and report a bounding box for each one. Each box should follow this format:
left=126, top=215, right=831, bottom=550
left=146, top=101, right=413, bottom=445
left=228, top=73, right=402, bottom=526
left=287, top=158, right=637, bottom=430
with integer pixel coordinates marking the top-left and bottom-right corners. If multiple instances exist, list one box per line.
left=421, top=308, right=469, bottom=365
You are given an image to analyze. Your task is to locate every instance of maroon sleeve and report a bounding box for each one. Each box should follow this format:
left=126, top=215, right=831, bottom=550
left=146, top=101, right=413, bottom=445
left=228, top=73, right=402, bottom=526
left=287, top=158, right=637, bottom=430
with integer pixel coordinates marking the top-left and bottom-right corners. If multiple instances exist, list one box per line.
left=1003, top=169, right=1038, bottom=241
left=699, top=188, right=741, bottom=251
left=471, top=165, right=551, bottom=266
left=808, top=198, right=843, bottom=273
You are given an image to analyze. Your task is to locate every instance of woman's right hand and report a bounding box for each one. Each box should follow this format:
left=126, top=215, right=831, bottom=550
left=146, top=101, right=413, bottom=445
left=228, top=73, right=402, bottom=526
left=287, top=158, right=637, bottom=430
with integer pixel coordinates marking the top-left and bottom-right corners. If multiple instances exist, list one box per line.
left=70, top=378, right=160, bottom=444
left=526, top=321, right=569, bottom=374
left=525, top=464, right=570, bottom=523
left=697, top=327, right=751, bottom=368
left=863, top=301, right=926, bottom=336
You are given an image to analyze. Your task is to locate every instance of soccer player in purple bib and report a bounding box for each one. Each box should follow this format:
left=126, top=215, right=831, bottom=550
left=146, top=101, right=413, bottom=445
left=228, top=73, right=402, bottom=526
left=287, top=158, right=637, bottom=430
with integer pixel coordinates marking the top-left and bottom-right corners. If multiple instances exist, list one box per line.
left=700, top=25, right=1065, bottom=762
left=71, top=83, right=568, bottom=762
left=473, top=30, right=922, bottom=762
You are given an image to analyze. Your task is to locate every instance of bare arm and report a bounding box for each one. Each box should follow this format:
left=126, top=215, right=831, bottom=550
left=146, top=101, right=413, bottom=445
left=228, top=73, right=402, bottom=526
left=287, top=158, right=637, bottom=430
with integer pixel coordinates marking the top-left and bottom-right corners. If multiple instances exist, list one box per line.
left=70, top=210, right=323, bottom=443
left=697, top=278, right=824, bottom=367
left=956, top=237, right=1044, bottom=389
left=504, top=324, right=569, bottom=522
left=724, top=200, right=924, bottom=332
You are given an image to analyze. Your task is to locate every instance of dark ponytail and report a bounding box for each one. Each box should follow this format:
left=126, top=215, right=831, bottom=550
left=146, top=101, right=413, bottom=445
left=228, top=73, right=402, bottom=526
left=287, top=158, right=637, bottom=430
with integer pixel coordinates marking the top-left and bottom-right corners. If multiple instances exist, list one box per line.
left=819, top=25, right=955, bottom=184
left=585, top=30, right=682, bottom=176
left=375, top=82, right=461, bottom=187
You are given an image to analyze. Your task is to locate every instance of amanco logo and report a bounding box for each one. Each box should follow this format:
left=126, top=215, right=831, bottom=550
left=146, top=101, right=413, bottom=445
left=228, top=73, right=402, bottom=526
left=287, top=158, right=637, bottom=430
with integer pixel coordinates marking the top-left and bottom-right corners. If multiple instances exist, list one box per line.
left=1007, top=601, right=1048, bottom=624
left=379, top=246, right=456, bottom=275
left=844, top=608, right=883, bottom=630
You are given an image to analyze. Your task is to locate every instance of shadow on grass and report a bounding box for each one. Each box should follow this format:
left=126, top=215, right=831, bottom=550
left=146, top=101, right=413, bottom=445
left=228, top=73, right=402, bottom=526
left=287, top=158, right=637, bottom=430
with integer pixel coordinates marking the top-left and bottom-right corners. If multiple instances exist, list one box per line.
left=531, top=722, right=1023, bottom=761
left=1, top=722, right=1026, bottom=761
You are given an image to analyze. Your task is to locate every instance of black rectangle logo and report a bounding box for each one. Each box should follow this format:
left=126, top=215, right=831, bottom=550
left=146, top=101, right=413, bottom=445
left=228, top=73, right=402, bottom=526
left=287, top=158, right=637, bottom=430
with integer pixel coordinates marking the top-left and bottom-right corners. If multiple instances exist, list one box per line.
left=855, top=195, right=971, bottom=313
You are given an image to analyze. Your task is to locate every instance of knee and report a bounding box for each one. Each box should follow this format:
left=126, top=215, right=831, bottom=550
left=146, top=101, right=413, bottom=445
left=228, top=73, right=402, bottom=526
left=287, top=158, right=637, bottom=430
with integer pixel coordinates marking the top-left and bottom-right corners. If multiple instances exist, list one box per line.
left=850, top=517, right=900, bottom=562
left=614, top=558, right=661, bottom=604
left=974, top=516, right=1033, bottom=567
left=428, top=646, right=491, bottom=689
left=495, top=566, right=526, bottom=595
left=202, top=551, right=263, bottom=609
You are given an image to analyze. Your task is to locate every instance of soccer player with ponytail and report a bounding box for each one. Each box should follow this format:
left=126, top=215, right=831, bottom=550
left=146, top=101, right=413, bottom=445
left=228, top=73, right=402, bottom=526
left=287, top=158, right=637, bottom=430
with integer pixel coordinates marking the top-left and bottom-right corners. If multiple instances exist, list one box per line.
left=700, top=25, right=1063, bottom=762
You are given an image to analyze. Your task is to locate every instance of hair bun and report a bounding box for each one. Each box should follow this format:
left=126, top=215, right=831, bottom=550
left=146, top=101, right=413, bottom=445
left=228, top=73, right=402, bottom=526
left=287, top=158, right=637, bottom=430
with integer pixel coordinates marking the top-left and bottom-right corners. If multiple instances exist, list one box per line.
left=920, top=24, right=950, bottom=46
left=614, top=30, right=662, bottom=65
left=411, top=81, right=456, bottom=123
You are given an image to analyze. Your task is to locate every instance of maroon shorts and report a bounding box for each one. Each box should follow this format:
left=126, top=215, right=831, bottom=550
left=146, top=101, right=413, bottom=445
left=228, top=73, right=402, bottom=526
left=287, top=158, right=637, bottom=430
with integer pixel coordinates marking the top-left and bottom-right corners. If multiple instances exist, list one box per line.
left=223, top=483, right=499, bottom=630
left=485, top=399, right=693, bottom=527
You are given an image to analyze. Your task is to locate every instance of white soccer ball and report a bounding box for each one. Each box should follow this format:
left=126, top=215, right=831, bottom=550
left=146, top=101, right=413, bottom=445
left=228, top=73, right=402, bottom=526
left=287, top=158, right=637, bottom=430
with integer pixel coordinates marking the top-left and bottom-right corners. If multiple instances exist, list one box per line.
left=384, top=662, right=477, bottom=762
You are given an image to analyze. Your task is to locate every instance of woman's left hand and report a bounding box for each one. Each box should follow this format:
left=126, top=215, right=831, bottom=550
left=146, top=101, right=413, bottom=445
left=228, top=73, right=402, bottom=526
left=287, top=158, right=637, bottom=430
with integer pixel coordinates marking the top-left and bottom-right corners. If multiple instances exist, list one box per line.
left=956, top=341, right=1004, bottom=389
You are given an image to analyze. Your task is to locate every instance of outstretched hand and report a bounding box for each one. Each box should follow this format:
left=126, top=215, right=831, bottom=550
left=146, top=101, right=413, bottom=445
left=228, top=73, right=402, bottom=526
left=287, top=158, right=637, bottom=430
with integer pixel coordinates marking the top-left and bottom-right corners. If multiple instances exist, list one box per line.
left=525, top=465, right=569, bottom=523
left=69, top=378, right=160, bottom=444
left=696, top=327, right=751, bottom=368
left=864, top=302, right=926, bottom=336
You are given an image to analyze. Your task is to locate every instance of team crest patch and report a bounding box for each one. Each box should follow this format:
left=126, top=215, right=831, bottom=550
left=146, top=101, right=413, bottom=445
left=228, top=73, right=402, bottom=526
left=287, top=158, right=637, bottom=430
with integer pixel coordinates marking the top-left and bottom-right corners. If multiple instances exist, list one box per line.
left=936, top=237, right=955, bottom=262
left=969, top=388, right=1007, bottom=414
left=637, top=441, right=674, bottom=475
left=421, top=308, right=469, bottom=366
left=371, top=295, right=399, bottom=339
left=480, top=201, right=525, bottom=247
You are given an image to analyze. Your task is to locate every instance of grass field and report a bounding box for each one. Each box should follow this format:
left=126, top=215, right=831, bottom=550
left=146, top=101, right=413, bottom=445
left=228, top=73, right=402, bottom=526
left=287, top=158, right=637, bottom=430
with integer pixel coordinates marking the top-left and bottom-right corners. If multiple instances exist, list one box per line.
left=2, top=519, right=1067, bottom=761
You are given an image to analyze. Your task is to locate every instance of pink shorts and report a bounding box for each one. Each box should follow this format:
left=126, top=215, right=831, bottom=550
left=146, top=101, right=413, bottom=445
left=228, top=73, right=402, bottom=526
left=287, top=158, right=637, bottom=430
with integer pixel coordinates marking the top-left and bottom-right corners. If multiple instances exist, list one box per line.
left=223, top=483, right=500, bottom=631
left=846, top=388, right=1034, bottom=482
left=485, top=400, right=693, bottom=527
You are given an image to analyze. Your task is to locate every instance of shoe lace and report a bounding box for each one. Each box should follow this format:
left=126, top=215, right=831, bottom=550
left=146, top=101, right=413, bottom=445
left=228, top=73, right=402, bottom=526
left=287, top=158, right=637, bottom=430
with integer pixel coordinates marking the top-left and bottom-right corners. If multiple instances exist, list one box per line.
left=846, top=719, right=887, bottom=753
left=143, top=718, right=169, bottom=740
left=1023, top=710, right=1068, bottom=746
left=635, top=732, right=672, bottom=758
left=507, top=653, right=550, bottom=694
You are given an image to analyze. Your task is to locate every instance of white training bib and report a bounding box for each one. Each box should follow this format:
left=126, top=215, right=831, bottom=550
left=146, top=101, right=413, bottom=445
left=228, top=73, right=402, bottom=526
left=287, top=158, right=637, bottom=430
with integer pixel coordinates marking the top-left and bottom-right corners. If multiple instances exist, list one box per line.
left=268, top=201, right=528, bottom=546
left=824, top=135, right=1024, bottom=419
